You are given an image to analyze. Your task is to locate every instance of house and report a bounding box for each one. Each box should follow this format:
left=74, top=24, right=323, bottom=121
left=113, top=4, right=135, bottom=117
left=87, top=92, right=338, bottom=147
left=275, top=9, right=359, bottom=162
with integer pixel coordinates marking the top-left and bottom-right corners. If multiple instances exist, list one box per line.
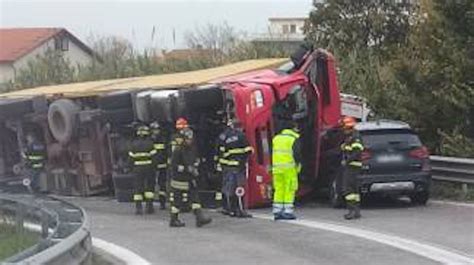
left=252, top=17, right=306, bottom=51
left=0, top=28, right=95, bottom=84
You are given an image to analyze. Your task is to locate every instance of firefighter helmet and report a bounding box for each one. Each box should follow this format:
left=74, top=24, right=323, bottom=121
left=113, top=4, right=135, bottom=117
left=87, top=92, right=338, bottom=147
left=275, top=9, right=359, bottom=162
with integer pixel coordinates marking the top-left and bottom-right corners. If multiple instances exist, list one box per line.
left=175, top=118, right=188, bottom=130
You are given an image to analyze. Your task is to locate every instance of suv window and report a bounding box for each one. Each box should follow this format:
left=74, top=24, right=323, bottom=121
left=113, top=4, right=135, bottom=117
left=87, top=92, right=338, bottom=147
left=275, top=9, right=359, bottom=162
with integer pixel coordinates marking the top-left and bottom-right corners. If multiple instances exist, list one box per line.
left=360, top=129, right=422, bottom=150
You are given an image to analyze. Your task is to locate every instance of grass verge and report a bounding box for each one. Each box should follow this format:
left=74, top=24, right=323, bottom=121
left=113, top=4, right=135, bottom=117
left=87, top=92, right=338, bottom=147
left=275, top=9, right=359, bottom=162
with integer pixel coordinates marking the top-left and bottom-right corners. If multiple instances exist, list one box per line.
left=431, top=181, right=474, bottom=202
left=0, top=223, right=39, bottom=261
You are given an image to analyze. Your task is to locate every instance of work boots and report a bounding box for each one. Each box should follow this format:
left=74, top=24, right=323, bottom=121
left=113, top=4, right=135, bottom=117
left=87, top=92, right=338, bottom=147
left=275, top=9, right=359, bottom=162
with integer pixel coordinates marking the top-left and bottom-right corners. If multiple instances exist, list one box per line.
left=194, top=209, right=212, bottom=227
left=344, top=203, right=355, bottom=220
left=221, top=196, right=231, bottom=216
left=158, top=196, right=166, bottom=210
left=135, top=201, right=143, bottom=215
left=235, top=196, right=252, bottom=218
left=145, top=201, right=155, bottom=214
left=353, top=203, right=361, bottom=219
left=170, top=213, right=185, bottom=227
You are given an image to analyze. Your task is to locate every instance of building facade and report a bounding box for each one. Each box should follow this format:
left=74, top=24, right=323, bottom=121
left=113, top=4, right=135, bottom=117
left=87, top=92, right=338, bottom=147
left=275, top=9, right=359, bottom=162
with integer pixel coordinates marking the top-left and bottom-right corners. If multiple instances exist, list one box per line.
left=0, top=28, right=95, bottom=84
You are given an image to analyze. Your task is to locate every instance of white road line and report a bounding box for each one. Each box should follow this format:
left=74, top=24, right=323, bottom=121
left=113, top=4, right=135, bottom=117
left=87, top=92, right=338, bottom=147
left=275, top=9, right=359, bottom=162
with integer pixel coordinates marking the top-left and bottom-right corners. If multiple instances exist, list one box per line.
left=431, top=200, right=474, bottom=208
left=253, top=214, right=474, bottom=265
left=93, top=238, right=152, bottom=265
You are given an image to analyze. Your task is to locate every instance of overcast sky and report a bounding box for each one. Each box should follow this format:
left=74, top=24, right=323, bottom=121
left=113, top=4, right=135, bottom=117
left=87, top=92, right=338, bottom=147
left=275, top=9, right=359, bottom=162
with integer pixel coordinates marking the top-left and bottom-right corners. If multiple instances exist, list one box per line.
left=0, top=0, right=312, bottom=50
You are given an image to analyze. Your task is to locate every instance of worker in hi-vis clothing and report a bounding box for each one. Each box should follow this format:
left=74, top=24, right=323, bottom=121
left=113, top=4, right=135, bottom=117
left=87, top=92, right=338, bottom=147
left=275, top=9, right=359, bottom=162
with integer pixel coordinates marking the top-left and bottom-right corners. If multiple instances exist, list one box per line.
left=128, top=124, right=157, bottom=215
left=340, top=116, right=364, bottom=220
left=271, top=121, right=301, bottom=220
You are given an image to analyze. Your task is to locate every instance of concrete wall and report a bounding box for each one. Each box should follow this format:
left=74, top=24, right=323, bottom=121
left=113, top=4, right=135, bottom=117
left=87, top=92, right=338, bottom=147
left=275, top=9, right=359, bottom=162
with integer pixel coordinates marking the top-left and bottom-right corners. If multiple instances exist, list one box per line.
left=0, top=35, right=93, bottom=85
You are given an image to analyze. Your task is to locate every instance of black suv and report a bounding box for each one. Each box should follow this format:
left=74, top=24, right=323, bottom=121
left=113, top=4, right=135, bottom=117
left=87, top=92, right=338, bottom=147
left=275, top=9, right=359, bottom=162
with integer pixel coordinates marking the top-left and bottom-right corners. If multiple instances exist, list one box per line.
left=331, top=120, right=431, bottom=206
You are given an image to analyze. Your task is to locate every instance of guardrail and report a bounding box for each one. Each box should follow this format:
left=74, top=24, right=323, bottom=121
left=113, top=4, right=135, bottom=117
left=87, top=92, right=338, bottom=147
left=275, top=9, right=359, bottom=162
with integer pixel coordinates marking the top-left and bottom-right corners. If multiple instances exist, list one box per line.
left=0, top=193, right=91, bottom=265
left=430, top=156, right=474, bottom=184
left=430, top=155, right=474, bottom=197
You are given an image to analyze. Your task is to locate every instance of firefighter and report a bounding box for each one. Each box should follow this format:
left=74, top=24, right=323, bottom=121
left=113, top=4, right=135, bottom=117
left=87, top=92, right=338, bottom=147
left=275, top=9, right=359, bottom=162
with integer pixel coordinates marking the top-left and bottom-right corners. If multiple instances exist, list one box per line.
left=216, top=118, right=252, bottom=218
left=169, top=127, right=212, bottom=227
left=150, top=121, right=169, bottom=210
left=340, top=116, right=364, bottom=220
left=271, top=121, right=301, bottom=220
left=171, top=117, right=189, bottom=151
left=22, top=133, right=47, bottom=193
left=128, top=124, right=157, bottom=215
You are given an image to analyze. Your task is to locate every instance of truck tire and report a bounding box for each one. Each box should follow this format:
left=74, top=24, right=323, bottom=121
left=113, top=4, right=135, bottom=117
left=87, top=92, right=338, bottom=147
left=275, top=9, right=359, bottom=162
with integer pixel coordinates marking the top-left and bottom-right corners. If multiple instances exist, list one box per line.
left=98, top=91, right=133, bottom=110
left=48, top=99, right=80, bottom=144
left=102, top=108, right=134, bottom=125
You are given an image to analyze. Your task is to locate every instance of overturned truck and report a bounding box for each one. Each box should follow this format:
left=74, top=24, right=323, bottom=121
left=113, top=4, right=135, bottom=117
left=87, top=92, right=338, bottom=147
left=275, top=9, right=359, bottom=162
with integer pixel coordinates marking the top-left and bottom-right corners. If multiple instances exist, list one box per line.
left=0, top=46, right=344, bottom=208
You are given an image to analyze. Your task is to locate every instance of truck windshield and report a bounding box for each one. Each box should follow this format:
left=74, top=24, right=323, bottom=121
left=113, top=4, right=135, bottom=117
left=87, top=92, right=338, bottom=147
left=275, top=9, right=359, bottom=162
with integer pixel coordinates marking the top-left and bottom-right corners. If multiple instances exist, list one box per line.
left=276, top=61, right=295, bottom=74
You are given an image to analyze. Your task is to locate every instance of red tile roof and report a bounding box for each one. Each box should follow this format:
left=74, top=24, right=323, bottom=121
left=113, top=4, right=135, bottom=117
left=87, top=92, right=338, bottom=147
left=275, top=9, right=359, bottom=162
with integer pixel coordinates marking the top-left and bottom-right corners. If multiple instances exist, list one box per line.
left=0, top=28, right=94, bottom=63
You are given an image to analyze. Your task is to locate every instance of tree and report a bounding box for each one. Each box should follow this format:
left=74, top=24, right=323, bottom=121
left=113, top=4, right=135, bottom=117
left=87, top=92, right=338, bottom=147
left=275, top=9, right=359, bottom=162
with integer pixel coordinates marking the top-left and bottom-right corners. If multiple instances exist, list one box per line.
left=305, top=0, right=419, bottom=58
left=11, top=48, right=76, bottom=89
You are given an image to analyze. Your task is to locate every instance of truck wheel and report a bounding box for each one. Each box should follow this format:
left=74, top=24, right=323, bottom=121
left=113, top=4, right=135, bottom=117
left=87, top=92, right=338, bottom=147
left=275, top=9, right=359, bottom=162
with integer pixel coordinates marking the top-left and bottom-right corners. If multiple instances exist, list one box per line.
left=410, top=191, right=429, bottom=205
left=329, top=178, right=344, bottom=208
left=48, top=99, right=80, bottom=144
left=98, top=91, right=133, bottom=110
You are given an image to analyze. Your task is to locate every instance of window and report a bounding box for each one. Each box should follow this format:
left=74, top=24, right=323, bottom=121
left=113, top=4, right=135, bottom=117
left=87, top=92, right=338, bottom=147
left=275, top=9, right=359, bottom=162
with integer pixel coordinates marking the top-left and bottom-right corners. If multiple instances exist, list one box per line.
left=282, top=24, right=289, bottom=34
left=290, top=24, right=296, bottom=33
left=55, top=37, right=69, bottom=51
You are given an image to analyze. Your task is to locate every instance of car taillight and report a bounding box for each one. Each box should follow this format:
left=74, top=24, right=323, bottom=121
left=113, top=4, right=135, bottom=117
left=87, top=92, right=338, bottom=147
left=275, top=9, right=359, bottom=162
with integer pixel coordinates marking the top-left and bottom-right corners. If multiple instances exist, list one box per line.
left=409, top=146, right=429, bottom=159
left=361, top=149, right=372, bottom=161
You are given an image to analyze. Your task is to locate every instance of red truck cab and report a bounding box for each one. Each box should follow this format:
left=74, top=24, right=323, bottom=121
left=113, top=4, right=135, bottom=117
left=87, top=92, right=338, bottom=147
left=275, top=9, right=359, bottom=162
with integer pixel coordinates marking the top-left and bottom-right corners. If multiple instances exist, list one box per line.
left=215, top=46, right=341, bottom=207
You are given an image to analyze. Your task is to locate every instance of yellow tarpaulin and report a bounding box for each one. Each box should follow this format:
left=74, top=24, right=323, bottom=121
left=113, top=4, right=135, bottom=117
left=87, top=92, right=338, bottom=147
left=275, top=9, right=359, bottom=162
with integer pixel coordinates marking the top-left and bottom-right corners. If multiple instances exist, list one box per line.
left=0, top=58, right=288, bottom=99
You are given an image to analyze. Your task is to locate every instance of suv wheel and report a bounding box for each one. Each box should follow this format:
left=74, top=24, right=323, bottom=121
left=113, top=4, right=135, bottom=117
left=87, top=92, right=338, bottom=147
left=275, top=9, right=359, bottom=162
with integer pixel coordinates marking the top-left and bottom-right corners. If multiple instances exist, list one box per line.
left=329, top=178, right=344, bottom=208
left=410, top=191, right=429, bottom=205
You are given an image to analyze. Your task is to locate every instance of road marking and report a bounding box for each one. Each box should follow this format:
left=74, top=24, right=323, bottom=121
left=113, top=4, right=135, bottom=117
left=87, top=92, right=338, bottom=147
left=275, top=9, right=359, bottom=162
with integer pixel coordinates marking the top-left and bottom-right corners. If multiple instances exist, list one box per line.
left=254, top=214, right=474, bottom=265
left=93, top=238, right=152, bottom=265
left=431, top=200, right=474, bottom=208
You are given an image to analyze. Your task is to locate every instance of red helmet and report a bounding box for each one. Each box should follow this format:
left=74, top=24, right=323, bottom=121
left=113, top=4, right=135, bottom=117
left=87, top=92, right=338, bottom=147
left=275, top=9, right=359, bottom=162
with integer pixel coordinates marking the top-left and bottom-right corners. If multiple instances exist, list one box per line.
left=175, top=117, right=188, bottom=130
left=341, top=116, right=356, bottom=130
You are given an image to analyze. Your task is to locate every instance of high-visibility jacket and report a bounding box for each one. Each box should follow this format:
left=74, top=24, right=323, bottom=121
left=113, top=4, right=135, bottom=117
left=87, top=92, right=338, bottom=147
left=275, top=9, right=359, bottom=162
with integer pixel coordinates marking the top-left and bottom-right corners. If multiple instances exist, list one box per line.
left=128, top=137, right=156, bottom=167
left=216, top=127, right=252, bottom=170
left=341, top=134, right=364, bottom=168
left=272, top=129, right=301, bottom=174
left=23, top=143, right=46, bottom=170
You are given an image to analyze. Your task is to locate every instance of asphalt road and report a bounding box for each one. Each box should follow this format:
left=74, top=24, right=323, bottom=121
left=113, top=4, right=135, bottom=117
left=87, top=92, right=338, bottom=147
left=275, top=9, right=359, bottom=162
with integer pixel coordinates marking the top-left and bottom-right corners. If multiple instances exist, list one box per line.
left=66, top=196, right=474, bottom=265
